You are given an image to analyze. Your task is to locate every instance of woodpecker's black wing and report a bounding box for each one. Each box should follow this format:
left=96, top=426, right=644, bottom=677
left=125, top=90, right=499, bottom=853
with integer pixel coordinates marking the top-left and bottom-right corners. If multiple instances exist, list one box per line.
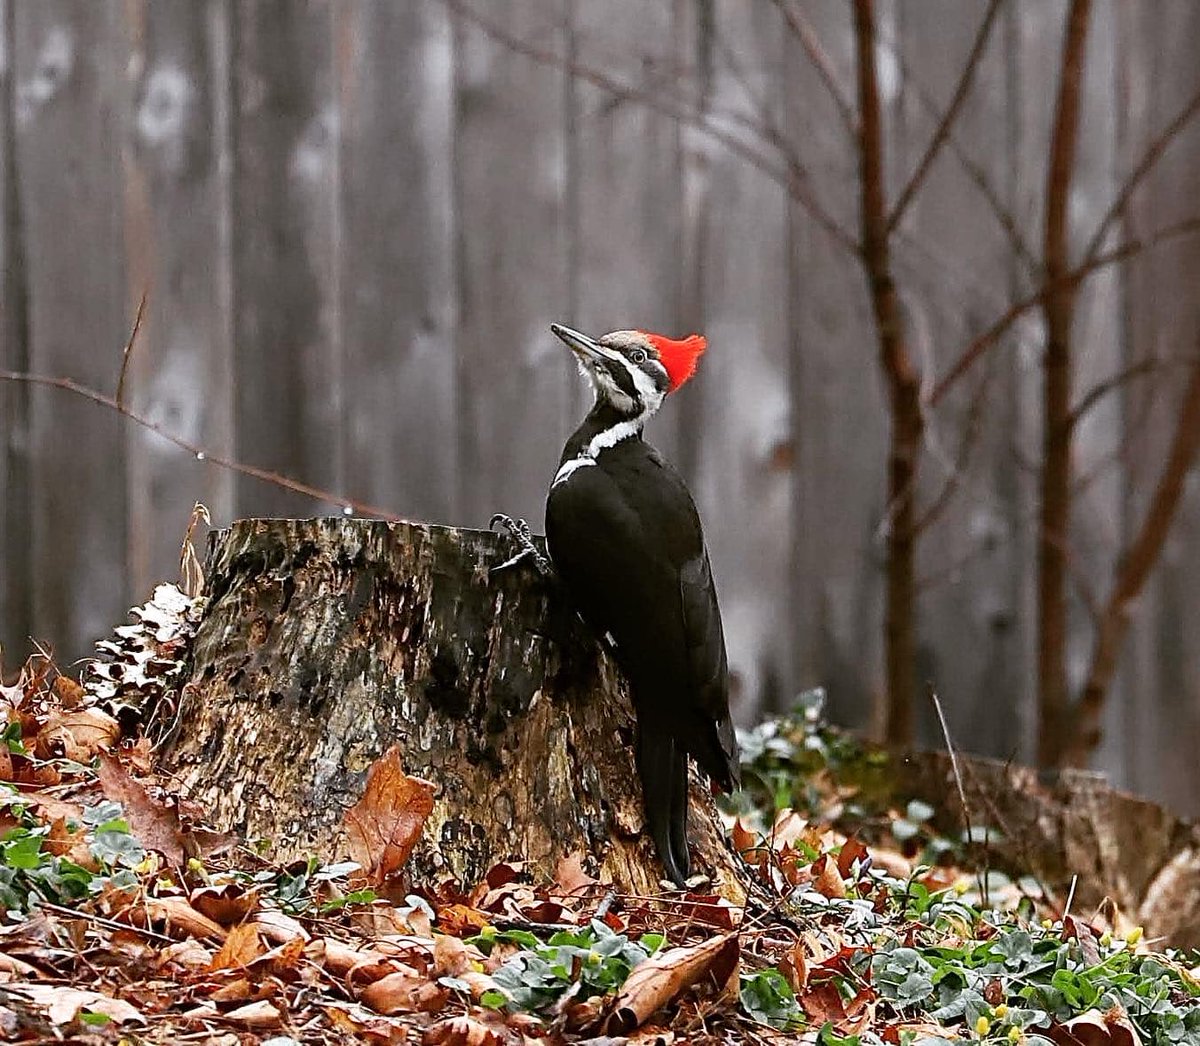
left=545, top=438, right=739, bottom=882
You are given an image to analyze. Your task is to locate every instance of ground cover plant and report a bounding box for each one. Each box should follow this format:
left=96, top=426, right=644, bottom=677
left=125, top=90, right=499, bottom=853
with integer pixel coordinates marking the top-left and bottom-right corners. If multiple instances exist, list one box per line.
left=0, top=592, right=1196, bottom=1044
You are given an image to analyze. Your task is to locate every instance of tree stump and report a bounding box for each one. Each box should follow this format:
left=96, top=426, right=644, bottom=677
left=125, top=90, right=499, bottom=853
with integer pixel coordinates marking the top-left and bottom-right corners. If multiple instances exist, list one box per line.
left=161, top=518, right=744, bottom=899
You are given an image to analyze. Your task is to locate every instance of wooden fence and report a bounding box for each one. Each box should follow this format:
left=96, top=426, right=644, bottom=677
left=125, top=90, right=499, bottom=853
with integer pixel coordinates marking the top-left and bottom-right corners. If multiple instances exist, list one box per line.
left=2, top=0, right=1200, bottom=814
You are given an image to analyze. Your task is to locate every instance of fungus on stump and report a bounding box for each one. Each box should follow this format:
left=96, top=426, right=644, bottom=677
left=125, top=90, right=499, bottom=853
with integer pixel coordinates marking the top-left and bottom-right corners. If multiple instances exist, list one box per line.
left=161, top=518, right=744, bottom=899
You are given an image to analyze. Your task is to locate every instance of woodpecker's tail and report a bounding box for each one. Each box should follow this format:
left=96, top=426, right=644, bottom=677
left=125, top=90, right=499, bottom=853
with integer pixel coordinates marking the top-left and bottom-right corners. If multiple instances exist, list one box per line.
left=636, top=723, right=690, bottom=886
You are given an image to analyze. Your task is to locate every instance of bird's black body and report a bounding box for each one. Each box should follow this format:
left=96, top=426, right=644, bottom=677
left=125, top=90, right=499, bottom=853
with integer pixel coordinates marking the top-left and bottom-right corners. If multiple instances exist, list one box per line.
left=540, top=325, right=740, bottom=885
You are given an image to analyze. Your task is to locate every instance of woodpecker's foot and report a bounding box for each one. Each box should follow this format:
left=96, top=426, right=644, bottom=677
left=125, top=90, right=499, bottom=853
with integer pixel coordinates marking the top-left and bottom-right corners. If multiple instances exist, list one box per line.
left=489, top=514, right=552, bottom=576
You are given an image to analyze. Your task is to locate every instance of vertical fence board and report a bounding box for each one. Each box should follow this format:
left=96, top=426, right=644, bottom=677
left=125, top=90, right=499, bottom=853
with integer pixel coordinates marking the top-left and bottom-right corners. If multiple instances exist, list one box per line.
left=569, top=0, right=683, bottom=463
left=1114, top=1, right=1200, bottom=815
left=784, top=1, right=888, bottom=730
left=0, top=0, right=35, bottom=667
left=897, top=1, right=1035, bottom=754
left=451, top=0, right=571, bottom=529
left=682, top=1, right=793, bottom=717
left=336, top=0, right=457, bottom=524
left=11, top=2, right=129, bottom=661
left=230, top=0, right=342, bottom=517
left=122, top=0, right=235, bottom=598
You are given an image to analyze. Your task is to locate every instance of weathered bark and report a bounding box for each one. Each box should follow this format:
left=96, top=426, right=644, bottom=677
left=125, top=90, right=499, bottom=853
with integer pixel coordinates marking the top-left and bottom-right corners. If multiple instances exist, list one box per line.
left=161, top=518, right=745, bottom=899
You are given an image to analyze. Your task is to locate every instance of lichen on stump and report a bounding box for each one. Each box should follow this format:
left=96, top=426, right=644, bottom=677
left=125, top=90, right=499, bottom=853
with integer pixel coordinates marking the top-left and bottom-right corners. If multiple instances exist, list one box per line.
left=161, top=518, right=743, bottom=899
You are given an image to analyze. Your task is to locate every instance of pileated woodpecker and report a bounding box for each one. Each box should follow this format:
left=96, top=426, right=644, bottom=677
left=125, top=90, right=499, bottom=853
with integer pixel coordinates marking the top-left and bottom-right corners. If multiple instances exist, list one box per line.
left=501, top=322, right=740, bottom=886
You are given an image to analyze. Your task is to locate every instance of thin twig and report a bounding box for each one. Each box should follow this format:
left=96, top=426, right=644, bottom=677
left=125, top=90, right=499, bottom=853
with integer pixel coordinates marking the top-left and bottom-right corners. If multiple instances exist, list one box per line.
left=913, top=371, right=990, bottom=538
left=1066, top=350, right=1200, bottom=766
left=1067, top=353, right=1200, bottom=430
left=927, top=684, right=987, bottom=905
left=887, top=0, right=1005, bottom=233
left=34, top=900, right=177, bottom=945
left=768, top=0, right=856, bottom=136
left=0, top=370, right=401, bottom=520
left=930, top=215, right=1200, bottom=404
left=442, top=0, right=858, bottom=254
left=115, top=289, right=148, bottom=411
left=1082, top=81, right=1200, bottom=264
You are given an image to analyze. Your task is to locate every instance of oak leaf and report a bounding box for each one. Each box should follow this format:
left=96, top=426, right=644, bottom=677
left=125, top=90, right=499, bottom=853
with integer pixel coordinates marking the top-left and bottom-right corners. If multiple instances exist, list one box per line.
left=344, top=746, right=435, bottom=885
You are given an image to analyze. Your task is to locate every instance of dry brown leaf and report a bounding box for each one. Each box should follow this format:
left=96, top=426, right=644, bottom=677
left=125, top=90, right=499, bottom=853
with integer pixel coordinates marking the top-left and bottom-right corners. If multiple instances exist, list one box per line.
left=359, top=967, right=449, bottom=1016
left=140, top=895, right=228, bottom=941
left=0, top=747, right=12, bottom=783
left=190, top=881, right=259, bottom=925
left=434, top=933, right=471, bottom=977
left=223, top=999, right=283, bottom=1027
left=36, top=707, right=120, bottom=760
left=253, top=907, right=310, bottom=944
left=13, top=983, right=144, bottom=1026
left=812, top=854, right=847, bottom=899
left=1048, top=1007, right=1143, bottom=1046
left=836, top=836, right=869, bottom=879
left=437, top=903, right=491, bottom=937
left=209, top=978, right=257, bottom=1003
left=209, top=922, right=264, bottom=972
left=158, top=938, right=215, bottom=971
left=778, top=939, right=809, bottom=992
left=325, top=1001, right=413, bottom=1044
left=344, top=746, right=435, bottom=884
left=52, top=675, right=85, bottom=709
left=605, top=932, right=739, bottom=1035
left=97, top=753, right=187, bottom=865
left=423, top=1013, right=503, bottom=1045
left=555, top=851, right=599, bottom=896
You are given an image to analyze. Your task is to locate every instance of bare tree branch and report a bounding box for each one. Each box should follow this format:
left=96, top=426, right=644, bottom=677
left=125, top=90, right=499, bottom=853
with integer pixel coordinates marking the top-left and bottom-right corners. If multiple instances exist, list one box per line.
left=853, top=0, right=923, bottom=745
left=1065, top=351, right=1200, bottom=767
left=887, top=0, right=1005, bottom=233
left=878, top=36, right=1038, bottom=279
left=930, top=215, right=1200, bottom=405
left=1082, top=81, right=1200, bottom=264
left=442, top=0, right=858, bottom=254
left=768, top=0, right=856, bottom=136
left=1038, top=0, right=1091, bottom=769
left=1068, top=353, right=1200, bottom=430
left=913, top=371, right=990, bottom=538
left=115, top=290, right=148, bottom=411
left=0, top=370, right=401, bottom=521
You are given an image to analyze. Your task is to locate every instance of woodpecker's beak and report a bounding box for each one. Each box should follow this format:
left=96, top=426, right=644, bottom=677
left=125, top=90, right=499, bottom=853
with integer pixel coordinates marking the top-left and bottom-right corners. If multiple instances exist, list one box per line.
left=551, top=322, right=605, bottom=364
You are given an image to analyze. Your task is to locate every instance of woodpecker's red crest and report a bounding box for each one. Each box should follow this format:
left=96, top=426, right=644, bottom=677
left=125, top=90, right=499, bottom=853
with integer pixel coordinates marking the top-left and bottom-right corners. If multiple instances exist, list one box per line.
left=640, top=332, right=706, bottom=392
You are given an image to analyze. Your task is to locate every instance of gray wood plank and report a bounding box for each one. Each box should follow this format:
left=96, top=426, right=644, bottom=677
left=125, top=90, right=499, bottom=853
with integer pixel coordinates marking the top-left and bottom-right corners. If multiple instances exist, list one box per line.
left=451, top=0, right=571, bottom=529
left=895, top=0, right=1039, bottom=757
left=230, top=0, right=342, bottom=517
left=335, top=0, right=457, bottom=524
left=568, top=0, right=684, bottom=463
left=1111, top=0, right=1200, bottom=815
left=784, top=1, right=888, bottom=732
left=680, top=1, right=794, bottom=719
left=0, top=0, right=35, bottom=668
left=121, top=0, right=235, bottom=597
left=10, top=1, right=129, bottom=663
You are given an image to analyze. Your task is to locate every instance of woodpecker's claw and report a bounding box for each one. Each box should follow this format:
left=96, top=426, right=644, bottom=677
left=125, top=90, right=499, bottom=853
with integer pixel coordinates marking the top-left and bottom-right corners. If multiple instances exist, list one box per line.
left=489, top=514, right=552, bottom=576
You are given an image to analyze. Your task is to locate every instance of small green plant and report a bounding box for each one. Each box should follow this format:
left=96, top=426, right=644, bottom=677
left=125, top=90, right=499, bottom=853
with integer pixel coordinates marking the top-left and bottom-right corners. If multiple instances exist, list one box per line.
left=0, top=785, right=144, bottom=915
left=739, top=967, right=804, bottom=1031
left=470, top=919, right=662, bottom=1013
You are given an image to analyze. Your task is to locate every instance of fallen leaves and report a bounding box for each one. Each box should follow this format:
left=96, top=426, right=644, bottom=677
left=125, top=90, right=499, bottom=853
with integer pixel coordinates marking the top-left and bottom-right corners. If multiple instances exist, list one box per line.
left=606, top=932, right=739, bottom=1035
left=344, top=745, right=435, bottom=885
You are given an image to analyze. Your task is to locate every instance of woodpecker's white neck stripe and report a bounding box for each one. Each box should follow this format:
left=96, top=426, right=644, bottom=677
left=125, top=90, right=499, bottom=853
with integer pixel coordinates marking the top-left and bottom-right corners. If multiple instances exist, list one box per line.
left=551, top=418, right=643, bottom=489
left=586, top=418, right=641, bottom=456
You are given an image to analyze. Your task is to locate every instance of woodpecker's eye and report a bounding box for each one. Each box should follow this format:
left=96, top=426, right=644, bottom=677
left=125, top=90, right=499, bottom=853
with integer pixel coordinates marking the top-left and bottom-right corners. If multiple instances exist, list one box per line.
left=629, top=348, right=647, bottom=365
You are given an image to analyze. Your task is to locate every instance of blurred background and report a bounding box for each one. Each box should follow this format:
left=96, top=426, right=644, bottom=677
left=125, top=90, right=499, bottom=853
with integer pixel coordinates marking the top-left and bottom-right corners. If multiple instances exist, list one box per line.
left=2, top=1, right=1200, bottom=814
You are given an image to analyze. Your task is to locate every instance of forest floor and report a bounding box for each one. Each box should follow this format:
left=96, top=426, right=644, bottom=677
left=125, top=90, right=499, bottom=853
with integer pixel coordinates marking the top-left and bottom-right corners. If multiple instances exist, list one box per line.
left=0, top=592, right=1197, bottom=1045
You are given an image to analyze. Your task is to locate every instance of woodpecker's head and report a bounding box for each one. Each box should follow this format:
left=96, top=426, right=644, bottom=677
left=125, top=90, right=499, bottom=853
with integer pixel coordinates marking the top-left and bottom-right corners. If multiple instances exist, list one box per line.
left=551, top=323, right=706, bottom=420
